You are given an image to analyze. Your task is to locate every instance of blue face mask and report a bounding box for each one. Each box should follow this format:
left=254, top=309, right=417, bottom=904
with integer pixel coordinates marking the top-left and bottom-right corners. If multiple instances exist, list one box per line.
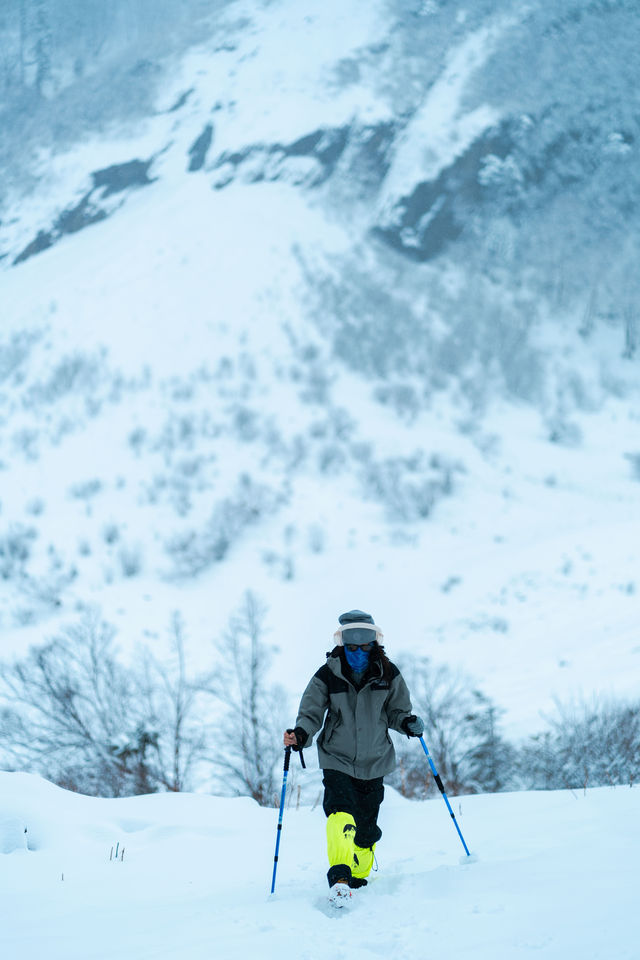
left=344, top=645, right=371, bottom=673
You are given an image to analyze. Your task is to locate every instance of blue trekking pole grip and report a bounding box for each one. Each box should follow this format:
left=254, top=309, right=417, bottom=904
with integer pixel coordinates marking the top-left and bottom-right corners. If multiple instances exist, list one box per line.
left=270, top=745, right=291, bottom=894
left=419, top=736, right=471, bottom=857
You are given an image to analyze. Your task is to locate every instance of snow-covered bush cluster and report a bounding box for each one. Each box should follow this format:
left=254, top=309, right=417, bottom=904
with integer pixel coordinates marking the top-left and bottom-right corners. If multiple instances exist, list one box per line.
left=0, top=594, right=289, bottom=802
left=0, top=327, right=465, bottom=626
left=2, top=601, right=638, bottom=803
left=164, top=474, right=286, bottom=578
left=391, top=657, right=640, bottom=799
left=516, top=698, right=640, bottom=792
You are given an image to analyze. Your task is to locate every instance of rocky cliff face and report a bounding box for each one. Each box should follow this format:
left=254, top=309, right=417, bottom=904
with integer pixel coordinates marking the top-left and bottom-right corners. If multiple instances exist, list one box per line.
left=5, top=1, right=638, bottom=352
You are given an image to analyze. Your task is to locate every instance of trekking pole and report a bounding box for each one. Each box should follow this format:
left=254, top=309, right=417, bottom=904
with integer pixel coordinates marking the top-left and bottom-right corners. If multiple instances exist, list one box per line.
left=419, top=737, right=472, bottom=857
left=270, top=746, right=292, bottom=894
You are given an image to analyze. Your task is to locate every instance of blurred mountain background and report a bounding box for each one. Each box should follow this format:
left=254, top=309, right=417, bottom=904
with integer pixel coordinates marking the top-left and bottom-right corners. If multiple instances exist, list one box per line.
left=1, top=0, right=639, bottom=782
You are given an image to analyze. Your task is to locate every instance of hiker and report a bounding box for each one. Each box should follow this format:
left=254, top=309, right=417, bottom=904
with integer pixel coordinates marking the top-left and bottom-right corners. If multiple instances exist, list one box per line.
left=284, top=609, right=424, bottom=904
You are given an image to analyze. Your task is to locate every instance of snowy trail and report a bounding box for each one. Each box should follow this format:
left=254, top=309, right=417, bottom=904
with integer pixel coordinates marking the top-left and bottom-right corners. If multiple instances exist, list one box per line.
left=1, top=773, right=638, bottom=959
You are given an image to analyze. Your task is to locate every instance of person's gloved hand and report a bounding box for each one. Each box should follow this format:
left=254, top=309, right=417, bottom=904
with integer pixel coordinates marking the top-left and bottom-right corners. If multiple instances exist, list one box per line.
left=283, top=727, right=308, bottom=751
left=401, top=715, right=425, bottom=738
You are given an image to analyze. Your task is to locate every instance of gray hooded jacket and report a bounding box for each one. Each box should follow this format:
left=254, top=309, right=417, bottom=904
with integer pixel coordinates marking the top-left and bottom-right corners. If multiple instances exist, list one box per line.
left=294, top=647, right=413, bottom=779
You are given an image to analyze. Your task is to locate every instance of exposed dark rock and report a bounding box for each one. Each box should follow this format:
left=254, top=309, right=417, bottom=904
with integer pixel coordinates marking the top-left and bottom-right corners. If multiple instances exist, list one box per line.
left=14, top=231, right=54, bottom=266
left=285, top=130, right=325, bottom=157
left=168, top=88, right=194, bottom=113
left=216, top=148, right=251, bottom=169
left=213, top=125, right=350, bottom=188
left=212, top=120, right=397, bottom=195
left=54, top=194, right=108, bottom=235
left=282, top=126, right=349, bottom=179
left=188, top=124, right=214, bottom=172
left=91, top=159, right=155, bottom=197
left=13, top=157, right=156, bottom=265
left=373, top=123, right=513, bottom=261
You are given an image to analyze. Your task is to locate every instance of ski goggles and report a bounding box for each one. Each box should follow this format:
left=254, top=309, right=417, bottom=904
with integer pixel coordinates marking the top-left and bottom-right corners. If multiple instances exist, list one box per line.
left=345, top=642, right=374, bottom=652
left=334, top=622, right=383, bottom=648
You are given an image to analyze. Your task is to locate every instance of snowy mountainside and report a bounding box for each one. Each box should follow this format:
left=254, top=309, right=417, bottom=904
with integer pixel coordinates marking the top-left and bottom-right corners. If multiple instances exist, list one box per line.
left=0, top=0, right=639, bottom=737
left=1, top=771, right=638, bottom=960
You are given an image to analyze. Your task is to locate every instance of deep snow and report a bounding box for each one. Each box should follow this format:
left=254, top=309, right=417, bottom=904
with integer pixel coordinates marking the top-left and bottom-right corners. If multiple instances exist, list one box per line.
left=0, top=771, right=638, bottom=960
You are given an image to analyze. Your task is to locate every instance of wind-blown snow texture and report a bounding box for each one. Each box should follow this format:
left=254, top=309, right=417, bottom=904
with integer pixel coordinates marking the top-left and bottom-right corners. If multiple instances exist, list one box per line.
left=0, top=0, right=639, bottom=741
left=1, top=772, right=638, bottom=960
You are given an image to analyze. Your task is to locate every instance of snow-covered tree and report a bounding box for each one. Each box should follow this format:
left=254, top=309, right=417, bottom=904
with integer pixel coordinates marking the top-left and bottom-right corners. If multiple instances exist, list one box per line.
left=201, top=591, right=290, bottom=806
left=0, top=610, right=208, bottom=796
left=517, top=697, right=640, bottom=791
left=0, top=612, right=148, bottom=795
left=134, top=611, right=208, bottom=793
left=389, top=656, right=514, bottom=798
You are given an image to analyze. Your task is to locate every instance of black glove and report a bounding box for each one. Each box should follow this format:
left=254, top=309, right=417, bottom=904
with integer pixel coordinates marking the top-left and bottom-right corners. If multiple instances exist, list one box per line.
left=401, top=715, right=424, bottom=738
left=287, top=727, right=308, bottom=751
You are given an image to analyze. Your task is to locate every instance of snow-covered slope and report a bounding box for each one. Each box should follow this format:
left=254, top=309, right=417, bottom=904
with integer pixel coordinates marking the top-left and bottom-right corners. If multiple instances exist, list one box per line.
left=1, top=771, right=638, bottom=960
left=1, top=0, right=639, bottom=742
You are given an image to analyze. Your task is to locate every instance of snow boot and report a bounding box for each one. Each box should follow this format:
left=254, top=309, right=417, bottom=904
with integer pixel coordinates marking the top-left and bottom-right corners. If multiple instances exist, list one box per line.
left=328, top=880, right=352, bottom=908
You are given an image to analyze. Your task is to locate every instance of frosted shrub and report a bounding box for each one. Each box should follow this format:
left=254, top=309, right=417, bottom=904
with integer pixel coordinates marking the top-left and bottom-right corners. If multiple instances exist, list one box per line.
left=201, top=591, right=290, bottom=806
left=102, top=522, right=120, bottom=545
left=69, top=478, right=103, bottom=501
left=388, top=655, right=515, bottom=798
left=25, top=352, right=104, bottom=407
left=16, top=562, right=76, bottom=616
left=165, top=475, right=285, bottom=578
left=359, top=452, right=461, bottom=522
left=623, top=453, right=640, bottom=482
left=0, top=614, right=145, bottom=796
left=0, top=525, right=37, bottom=580
left=118, top=544, right=143, bottom=578
left=12, top=428, right=40, bottom=461
left=516, top=697, right=640, bottom=791
left=0, top=611, right=208, bottom=796
left=319, top=272, right=425, bottom=379
left=373, top=383, right=421, bottom=423
left=0, top=329, right=42, bottom=386
left=133, top=611, right=209, bottom=793
left=317, top=443, right=344, bottom=475
left=231, top=405, right=261, bottom=442
left=307, top=524, right=326, bottom=554
left=262, top=550, right=295, bottom=581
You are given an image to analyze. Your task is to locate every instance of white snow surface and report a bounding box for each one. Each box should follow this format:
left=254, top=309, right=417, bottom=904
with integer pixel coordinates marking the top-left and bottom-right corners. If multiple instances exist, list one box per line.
left=1, top=771, right=638, bottom=960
